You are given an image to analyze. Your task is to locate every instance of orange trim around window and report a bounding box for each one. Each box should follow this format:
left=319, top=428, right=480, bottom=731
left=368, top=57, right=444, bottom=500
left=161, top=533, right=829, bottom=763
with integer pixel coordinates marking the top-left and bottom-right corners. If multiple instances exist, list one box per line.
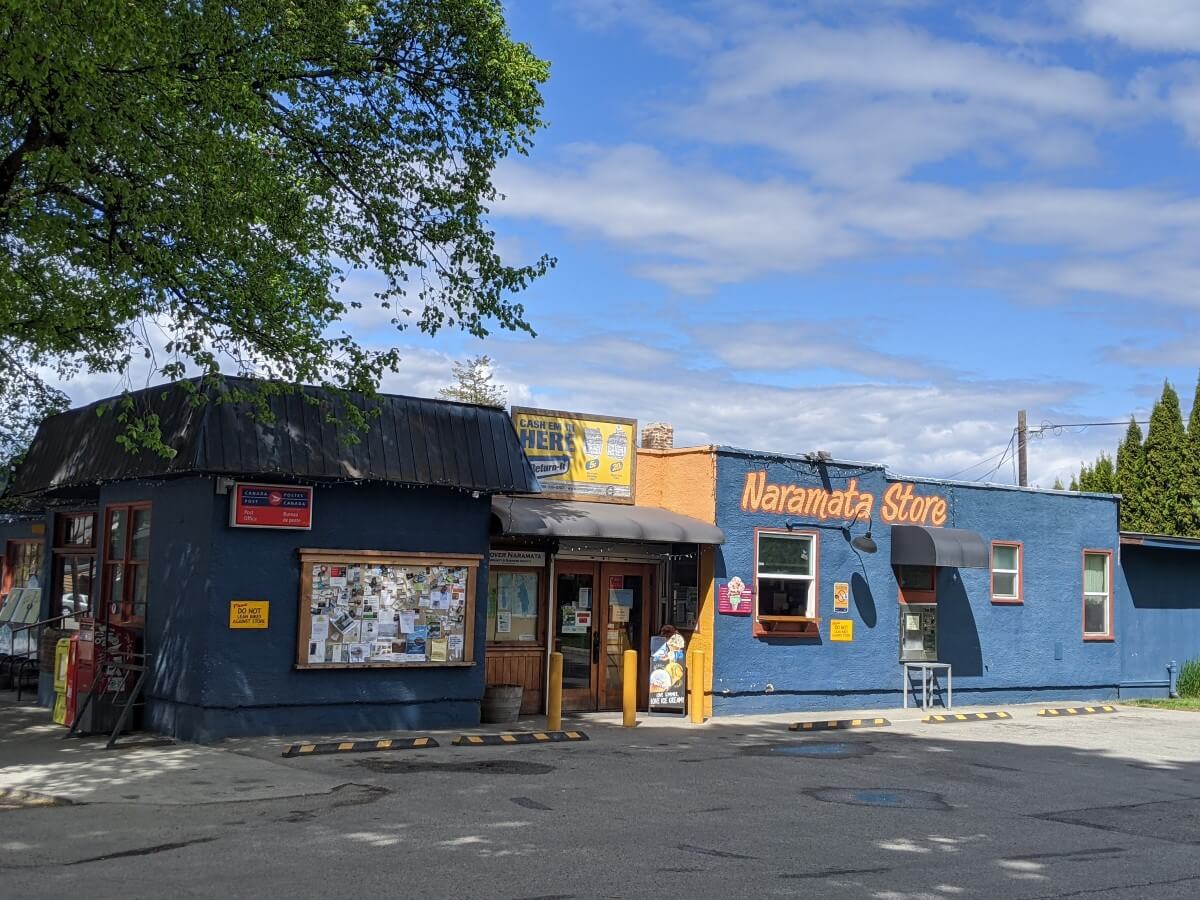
left=1082, top=548, right=1114, bottom=642
left=752, top=526, right=820, bottom=638
left=990, top=540, right=1024, bottom=605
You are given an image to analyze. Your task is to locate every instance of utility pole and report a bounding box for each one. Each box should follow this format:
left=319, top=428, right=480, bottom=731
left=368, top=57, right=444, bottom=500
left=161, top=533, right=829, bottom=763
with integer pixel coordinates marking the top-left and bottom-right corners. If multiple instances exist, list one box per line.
left=1017, top=410, right=1028, bottom=487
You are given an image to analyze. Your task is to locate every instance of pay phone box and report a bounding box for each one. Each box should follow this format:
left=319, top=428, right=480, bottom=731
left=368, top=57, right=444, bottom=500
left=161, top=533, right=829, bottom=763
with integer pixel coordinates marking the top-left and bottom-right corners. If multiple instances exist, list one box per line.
left=900, top=605, right=938, bottom=662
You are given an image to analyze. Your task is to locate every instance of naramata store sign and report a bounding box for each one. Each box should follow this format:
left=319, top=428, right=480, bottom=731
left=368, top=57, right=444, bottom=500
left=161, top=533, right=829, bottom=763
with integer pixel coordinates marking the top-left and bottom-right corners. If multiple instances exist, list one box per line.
left=740, top=472, right=948, bottom=527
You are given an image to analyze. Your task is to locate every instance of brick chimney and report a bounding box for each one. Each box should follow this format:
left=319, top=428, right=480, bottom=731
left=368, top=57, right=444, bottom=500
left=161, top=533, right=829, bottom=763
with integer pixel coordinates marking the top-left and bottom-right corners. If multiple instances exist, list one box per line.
left=640, top=422, right=674, bottom=450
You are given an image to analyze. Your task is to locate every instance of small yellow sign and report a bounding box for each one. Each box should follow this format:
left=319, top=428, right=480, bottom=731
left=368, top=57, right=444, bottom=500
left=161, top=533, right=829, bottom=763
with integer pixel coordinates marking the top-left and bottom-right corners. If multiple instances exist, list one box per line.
left=833, top=581, right=850, bottom=612
left=830, top=619, right=854, bottom=642
left=229, top=600, right=269, bottom=629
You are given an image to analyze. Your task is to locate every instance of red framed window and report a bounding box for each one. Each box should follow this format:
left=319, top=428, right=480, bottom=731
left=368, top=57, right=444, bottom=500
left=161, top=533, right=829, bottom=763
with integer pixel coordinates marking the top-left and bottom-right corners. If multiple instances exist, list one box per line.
left=990, top=541, right=1023, bottom=605
left=1082, top=549, right=1113, bottom=641
left=896, top=564, right=936, bottom=604
left=102, top=504, right=152, bottom=627
left=53, top=512, right=97, bottom=621
left=753, top=528, right=820, bottom=637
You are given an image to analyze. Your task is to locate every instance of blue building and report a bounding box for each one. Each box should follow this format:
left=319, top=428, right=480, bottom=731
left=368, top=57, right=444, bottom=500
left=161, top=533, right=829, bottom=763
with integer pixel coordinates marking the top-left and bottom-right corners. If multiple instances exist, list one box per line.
left=706, top=447, right=1197, bottom=713
left=0, top=377, right=539, bottom=742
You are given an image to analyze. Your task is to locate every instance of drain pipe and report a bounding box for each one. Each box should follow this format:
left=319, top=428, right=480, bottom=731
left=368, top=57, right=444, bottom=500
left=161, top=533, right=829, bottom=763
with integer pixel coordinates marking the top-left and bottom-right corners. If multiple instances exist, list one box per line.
left=1169, top=660, right=1179, bottom=698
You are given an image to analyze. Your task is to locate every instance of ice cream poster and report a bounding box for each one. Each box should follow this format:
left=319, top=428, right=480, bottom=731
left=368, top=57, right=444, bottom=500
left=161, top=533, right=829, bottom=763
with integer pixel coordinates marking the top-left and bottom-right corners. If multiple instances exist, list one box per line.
left=648, top=634, right=687, bottom=712
left=717, top=576, right=753, bottom=615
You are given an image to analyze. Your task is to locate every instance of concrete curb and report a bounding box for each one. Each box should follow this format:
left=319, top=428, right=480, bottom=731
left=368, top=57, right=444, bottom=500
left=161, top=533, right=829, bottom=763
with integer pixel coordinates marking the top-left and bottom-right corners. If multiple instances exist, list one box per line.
left=923, top=711, right=1012, bottom=723
left=451, top=731, right=589, bottom=746
left=1039, top=705, right=1117, bottom=717
left=789, top=718, right=891, bottom=732
left=282, top=736, right=437, bottom=757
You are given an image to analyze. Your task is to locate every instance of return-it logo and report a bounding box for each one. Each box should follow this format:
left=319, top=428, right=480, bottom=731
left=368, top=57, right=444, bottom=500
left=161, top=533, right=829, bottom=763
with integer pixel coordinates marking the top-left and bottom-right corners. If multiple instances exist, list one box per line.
left=740, top=472, right=948, bottom=527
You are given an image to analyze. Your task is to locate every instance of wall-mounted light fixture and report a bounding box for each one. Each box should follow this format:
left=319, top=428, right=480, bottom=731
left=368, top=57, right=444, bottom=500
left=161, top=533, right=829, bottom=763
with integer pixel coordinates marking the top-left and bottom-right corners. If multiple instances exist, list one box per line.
left=848, top=509, right=878, bottom=554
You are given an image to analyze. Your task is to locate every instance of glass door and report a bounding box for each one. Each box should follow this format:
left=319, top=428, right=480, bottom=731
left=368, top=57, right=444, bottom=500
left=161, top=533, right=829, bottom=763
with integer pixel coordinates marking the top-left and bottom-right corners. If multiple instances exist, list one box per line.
left=598, top=564, right=653, bottom=711
left=554, top=562, right=599, bottom=711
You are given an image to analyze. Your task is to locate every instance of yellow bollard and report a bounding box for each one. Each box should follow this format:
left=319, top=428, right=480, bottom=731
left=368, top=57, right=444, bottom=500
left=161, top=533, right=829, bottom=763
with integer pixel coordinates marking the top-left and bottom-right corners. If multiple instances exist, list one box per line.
left=689, top=648, right=705, bottom=724
left=547, top=651, right=563, bottom=732
left=623, top=649, right=637, bottom=727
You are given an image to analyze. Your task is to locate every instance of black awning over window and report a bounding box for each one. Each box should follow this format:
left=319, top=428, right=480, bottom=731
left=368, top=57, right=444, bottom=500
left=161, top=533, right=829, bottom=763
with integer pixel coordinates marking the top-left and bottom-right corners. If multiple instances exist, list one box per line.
left=890, top=524, right=988, bottom=568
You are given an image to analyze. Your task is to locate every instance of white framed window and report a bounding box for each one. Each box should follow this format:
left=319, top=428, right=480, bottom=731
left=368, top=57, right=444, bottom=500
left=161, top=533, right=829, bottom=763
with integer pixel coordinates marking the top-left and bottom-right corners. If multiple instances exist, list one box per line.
left=754, top=530, right=817, bottom=628
left=1082, top=550, right=1112, bottom=640
left=991, top=542, right=1022, bottom=604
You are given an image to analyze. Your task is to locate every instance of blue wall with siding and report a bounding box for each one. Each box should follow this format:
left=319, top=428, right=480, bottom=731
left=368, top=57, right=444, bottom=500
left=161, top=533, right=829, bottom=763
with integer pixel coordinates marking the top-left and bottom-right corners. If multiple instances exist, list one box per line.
left=136, top=476, right=492, bottom=742
left=712, top=450, right=1124, bottom=714
left=1119, top=545, right=1200, bottom=694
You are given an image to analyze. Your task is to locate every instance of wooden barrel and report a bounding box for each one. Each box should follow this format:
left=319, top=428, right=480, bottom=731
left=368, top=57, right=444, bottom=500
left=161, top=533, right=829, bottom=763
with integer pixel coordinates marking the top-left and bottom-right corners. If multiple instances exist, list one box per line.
left=481, top=684, right=524, bottom=723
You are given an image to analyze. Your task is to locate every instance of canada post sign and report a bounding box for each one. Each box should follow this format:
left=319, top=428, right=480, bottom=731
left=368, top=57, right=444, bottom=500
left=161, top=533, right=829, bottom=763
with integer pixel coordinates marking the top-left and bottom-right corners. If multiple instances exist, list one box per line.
left=511, top=407, right=637, bottom=504
left=230, top=483, right=314, bottom=530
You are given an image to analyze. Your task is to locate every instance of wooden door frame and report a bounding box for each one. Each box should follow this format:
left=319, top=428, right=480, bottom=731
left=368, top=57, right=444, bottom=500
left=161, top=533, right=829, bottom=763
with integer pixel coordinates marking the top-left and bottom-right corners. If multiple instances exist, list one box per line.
left=552, top=559, right=602, bottom=712
left=597, top=561, right=655, bottom=711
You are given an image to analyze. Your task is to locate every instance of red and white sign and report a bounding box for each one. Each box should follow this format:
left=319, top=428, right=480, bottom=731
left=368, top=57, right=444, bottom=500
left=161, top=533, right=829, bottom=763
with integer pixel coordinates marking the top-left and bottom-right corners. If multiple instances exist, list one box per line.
left=230, top=482, right=314, bottom=530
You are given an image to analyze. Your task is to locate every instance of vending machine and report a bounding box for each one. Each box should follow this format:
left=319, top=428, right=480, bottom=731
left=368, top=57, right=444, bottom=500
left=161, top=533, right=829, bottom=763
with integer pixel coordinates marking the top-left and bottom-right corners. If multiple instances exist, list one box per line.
left=900, top=606, right=938, bottom=662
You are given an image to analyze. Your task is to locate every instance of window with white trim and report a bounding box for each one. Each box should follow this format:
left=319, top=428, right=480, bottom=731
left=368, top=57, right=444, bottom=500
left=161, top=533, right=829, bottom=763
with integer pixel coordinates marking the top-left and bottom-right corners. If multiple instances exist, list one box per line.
left=756, top=532, right=816, bottom=619
left=991, top=542, right=1022, bottom=603
left=1083, top=551, right=1111, bottom=638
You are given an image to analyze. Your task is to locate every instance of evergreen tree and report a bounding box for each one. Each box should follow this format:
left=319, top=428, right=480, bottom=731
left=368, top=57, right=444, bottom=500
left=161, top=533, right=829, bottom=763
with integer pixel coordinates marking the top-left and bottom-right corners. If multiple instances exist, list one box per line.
left=1139, top=381, right=1189, bottom=535
left=439, top=355, right=507, bottom=408
left=1186, top=372, right=1200, bottom=536
left=1068, top=475, right=1079, bottom=491
left=1080, top=453, right=1116, bottom=493
left=1115, top=416, right=1145, bottom=532
left=1053, top=477, right=1065, bottom=490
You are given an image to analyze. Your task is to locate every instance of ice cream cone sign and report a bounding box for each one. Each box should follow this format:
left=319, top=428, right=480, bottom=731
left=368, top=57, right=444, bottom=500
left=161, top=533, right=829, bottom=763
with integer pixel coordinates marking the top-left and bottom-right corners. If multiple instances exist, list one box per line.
left=728, top=577, right=746, bottom=609
left=718, top=576, right=753, bottom=616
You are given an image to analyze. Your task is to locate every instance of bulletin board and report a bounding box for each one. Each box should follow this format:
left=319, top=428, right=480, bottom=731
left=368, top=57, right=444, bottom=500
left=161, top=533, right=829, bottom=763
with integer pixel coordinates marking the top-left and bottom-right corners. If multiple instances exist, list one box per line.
left=296, top=550, right=480, bottom=669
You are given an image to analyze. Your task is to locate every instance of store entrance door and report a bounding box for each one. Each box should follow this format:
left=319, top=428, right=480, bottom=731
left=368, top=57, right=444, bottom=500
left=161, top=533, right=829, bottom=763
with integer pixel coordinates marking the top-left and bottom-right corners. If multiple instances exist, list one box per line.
left=553, top=560, right=654, bottom=712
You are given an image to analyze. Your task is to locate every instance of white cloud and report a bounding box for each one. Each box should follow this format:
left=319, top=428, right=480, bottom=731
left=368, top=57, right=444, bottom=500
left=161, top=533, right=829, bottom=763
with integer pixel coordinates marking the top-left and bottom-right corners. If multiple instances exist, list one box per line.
left=494, top=144, right=863, bottom=293
left=689, top=319, right=951, bottom=381
left=705, top=23, right=1118, bottom=117
left=498, top=141, right=1200, bottom=296
left=473, top=331, right=1099, bottom=487
left=1076, top=0, right=1200, bottom=52
left=559, top=0, right=714, bottom=55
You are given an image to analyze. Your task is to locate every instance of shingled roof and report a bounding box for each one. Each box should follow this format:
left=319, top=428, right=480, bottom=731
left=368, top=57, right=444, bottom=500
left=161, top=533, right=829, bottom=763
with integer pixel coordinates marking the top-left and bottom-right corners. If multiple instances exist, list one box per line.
left=9, top=377, right=540, bottom=497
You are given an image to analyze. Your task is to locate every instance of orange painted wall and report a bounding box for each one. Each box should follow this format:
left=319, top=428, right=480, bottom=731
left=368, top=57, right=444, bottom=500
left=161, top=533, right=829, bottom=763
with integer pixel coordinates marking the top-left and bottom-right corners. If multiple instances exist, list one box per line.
left=635, top=447, right=718, bottom=717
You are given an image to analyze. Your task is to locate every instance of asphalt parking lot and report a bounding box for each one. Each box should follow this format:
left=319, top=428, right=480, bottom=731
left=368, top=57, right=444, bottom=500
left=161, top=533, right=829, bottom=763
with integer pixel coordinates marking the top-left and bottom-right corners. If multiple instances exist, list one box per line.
left=3, top=702, right=1200, bottom=899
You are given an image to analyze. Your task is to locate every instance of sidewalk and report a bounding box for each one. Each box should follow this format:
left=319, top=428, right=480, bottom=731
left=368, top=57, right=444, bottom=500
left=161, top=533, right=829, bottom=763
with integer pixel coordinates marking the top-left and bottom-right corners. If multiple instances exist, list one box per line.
left=0, top=699, right=346, bottom=806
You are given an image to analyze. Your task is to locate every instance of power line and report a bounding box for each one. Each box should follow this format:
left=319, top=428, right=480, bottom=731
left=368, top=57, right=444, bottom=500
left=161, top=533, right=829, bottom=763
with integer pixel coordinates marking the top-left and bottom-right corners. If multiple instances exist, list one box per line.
left=1029, top=420, right=1150, bottom=438
left=974, top=433, right=1016, bottom=483
left=945, top=434, right=1015, bottom=480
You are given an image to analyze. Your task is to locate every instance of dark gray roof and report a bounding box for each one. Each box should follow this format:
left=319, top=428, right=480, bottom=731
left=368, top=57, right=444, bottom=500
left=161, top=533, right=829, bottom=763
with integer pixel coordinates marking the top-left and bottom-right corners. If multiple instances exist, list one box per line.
left=9, top=377, right=540, bottom=496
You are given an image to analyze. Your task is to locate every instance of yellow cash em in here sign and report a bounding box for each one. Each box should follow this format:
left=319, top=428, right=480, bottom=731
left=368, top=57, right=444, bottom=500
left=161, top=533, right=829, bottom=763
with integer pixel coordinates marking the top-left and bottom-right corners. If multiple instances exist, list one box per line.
left=229, top=600, right=269, bottom=629
left=511, top=407, right=637, bottom=504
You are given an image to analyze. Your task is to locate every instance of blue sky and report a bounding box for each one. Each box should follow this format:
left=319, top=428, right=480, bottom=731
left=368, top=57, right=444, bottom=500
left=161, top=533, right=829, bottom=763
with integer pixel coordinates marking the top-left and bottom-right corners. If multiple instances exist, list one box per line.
left=60, top=1, right=1200, bottom=487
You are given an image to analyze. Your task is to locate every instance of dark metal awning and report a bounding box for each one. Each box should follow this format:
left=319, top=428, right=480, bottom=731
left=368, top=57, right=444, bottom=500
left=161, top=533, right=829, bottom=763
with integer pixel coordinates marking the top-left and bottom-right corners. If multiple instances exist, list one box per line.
left=891, top=524, right=988, bottom=568
left=492, top=497, right=725, bottom=544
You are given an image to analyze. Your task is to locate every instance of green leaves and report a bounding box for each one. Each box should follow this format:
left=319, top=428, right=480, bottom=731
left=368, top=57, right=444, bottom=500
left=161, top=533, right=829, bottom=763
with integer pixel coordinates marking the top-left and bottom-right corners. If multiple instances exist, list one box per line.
left=1078, top=379, right=1200, bottom=537
left=1, top=0, right=552, bottom=462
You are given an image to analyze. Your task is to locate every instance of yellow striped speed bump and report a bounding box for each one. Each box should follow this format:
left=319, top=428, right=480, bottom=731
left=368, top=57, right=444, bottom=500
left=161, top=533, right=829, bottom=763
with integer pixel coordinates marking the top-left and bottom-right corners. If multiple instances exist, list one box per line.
left=922, top=711, right=1011, bottom=724
left=789, top=718, right=891, bottom=732
left=1038, top=705, right=1116, bottom=717
left=282, top=736, right=437, bottom=758
left=451, top=731, right=589, bottom=746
